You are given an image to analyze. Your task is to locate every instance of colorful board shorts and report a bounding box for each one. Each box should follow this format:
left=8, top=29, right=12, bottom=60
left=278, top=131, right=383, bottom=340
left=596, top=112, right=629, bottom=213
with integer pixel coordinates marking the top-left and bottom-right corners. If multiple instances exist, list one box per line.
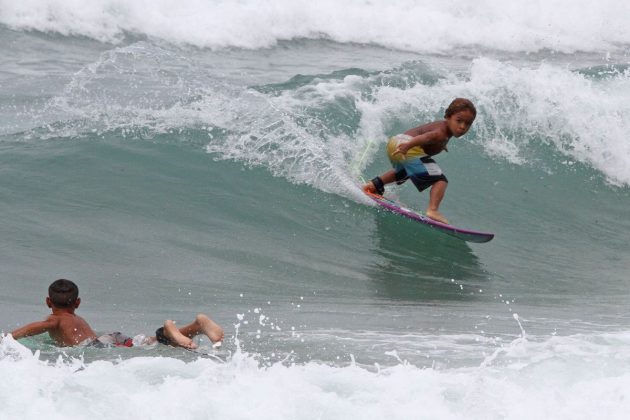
left=90, top=332, right=134, bottom=348
left=88, top=329, right=170, bottom=348
left=386, top=134, right=448, bottom=192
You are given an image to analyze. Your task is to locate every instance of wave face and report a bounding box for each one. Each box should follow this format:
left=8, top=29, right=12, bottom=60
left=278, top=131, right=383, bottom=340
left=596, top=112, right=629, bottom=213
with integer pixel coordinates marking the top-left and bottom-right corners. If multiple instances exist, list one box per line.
left=1, top=0, right=630, bottom=53
left=1, top=11, right=630, bottom=420
left=6, top=41, right=629, bottom=189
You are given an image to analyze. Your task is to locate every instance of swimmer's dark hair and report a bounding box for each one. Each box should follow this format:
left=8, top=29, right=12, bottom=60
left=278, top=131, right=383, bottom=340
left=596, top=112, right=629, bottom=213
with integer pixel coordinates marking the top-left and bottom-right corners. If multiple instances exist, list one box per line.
left=48, top=279, right=79, bottom=308
left=444, top=98, right=476, bottom=119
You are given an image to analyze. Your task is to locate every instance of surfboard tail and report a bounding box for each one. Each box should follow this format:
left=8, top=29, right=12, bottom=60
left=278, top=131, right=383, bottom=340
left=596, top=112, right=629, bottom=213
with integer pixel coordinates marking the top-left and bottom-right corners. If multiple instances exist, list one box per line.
left=364, top=191, right=494, bottom=243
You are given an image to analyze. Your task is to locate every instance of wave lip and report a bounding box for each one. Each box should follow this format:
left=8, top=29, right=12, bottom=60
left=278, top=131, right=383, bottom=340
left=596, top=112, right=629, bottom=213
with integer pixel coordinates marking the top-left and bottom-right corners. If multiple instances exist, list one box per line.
left=1, top=0, right=630, bottom=53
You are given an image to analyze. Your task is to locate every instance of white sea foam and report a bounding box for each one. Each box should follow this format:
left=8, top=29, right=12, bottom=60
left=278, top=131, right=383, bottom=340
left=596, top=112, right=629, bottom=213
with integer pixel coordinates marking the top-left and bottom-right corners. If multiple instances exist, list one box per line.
left=3, top=331, right=630, bottom=420
left=467, top=59, right=630, bottom=186
left=1, top=0, right=629, bottom=53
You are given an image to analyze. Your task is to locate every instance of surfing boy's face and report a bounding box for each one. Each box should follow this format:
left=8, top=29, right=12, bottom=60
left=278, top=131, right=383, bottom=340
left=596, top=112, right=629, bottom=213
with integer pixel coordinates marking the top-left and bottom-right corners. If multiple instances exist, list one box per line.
left=446, top=109, right=475, bottom=138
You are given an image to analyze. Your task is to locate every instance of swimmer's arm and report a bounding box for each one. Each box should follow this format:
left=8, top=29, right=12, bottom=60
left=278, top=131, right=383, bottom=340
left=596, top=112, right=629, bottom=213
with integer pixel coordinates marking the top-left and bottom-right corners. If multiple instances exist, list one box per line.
left=10, top=318, right=59, bottom=340
left=396, top=131, right=443, bottom=155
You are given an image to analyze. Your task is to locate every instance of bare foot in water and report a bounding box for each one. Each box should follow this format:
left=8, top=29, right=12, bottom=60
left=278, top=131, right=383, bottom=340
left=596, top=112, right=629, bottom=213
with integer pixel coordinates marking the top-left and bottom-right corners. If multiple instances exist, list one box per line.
left=426, top=209, right=449, bottom=224
left=194, top=314, right=224, bottom=344
left=163, top=320, right=198, bottom=349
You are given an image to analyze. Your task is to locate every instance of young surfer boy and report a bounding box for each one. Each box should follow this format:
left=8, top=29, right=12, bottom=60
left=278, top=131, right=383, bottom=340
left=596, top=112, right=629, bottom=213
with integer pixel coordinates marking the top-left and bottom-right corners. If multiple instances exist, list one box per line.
left=5, top=279, right=224, bottom=349
left=363, top=98, right=476, bottom=224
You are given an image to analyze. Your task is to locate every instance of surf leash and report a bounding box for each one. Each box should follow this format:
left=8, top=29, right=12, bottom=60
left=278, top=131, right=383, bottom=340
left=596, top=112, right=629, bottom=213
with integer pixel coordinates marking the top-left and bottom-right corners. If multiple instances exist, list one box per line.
left=350, top=137, right=377, bottom=184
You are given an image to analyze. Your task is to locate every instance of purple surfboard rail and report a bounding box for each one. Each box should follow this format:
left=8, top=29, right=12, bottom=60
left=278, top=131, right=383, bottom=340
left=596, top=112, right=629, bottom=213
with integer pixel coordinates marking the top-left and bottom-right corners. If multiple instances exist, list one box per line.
left=365, top=191, right=494, bottom=243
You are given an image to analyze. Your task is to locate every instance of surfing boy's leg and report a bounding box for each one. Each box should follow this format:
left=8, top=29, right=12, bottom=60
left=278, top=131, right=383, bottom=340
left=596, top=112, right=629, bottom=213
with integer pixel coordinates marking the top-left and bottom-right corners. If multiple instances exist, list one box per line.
left=175, top=314, right=224, bottom=344
left=363, top=170, right=396, bottom=194
left=426, top=180, right=448, bottom=224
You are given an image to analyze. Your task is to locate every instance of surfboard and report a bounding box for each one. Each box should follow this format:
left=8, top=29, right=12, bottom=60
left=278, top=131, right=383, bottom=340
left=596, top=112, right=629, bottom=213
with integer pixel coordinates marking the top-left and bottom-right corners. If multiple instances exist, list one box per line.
left=364, top=191, right=494, bottom=243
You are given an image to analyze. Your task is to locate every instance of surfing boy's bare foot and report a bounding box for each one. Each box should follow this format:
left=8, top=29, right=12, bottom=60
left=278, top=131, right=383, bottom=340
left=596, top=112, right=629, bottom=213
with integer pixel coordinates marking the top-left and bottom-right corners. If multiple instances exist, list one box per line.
left=362, top=182, right=375, bottom=193
left=362, top=182, right=379, bottom=195
left=164, top=321, right=198, bottom=349
left=426, top=209, right=449, bottom=224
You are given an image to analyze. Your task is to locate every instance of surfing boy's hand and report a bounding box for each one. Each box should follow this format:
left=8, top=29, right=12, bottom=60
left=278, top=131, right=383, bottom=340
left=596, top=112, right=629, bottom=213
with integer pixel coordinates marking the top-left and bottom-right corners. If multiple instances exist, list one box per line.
left=395, top=141, right=412, bottom=155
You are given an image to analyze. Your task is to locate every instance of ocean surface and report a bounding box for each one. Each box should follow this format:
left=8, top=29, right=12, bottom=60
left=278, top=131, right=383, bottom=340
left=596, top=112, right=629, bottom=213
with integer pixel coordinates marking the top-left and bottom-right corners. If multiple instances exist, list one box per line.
left=1, top=1, right=630, bottom=419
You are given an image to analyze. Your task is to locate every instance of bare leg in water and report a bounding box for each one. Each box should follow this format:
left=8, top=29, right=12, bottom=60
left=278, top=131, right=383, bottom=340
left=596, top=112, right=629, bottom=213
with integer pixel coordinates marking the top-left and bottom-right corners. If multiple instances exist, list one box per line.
left=161, top=314, right=224, bottom=349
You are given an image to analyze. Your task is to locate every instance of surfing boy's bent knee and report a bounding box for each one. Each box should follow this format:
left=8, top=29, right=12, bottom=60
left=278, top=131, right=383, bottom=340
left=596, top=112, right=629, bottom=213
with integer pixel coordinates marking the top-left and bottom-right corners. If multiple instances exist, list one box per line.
left=411, top=173, right=448, bottom=192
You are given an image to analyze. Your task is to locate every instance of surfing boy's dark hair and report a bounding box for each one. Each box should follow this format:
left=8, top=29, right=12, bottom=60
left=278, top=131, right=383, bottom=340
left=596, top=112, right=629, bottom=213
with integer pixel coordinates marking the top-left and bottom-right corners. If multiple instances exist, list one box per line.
left=444, top=98, right=476, bottom=119
left=48, top=279, right=79, bottom=307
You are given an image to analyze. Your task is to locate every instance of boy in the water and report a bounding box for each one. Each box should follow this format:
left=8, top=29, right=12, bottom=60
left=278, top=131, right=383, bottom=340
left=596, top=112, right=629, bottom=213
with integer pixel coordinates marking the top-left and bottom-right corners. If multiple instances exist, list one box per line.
left=363, top=98, right=476, bottom=224
left=5, top=279, right=224, bottom=349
